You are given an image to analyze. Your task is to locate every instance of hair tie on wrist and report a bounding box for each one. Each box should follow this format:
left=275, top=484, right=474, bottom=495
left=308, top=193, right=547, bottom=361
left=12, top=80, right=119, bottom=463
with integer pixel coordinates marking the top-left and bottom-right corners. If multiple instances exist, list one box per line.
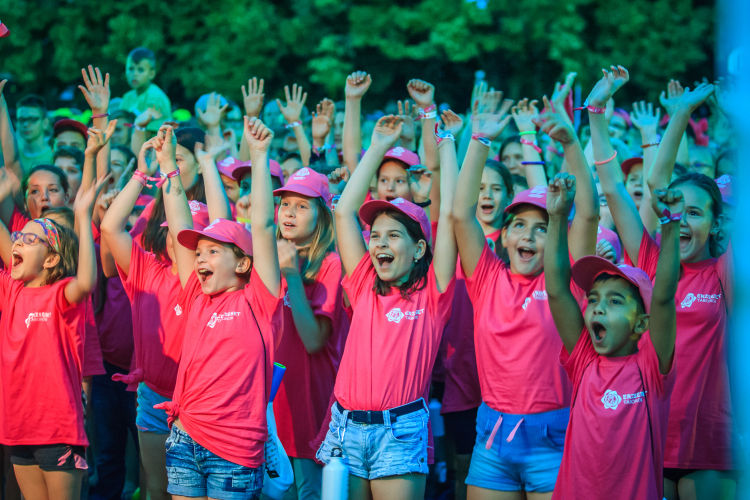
left=91, top=113, right=109, bottom=119
left=641, top=142, right=660, bottom=149
left=520, top=138, right=542, bottom=153
left=593, top=151, right=617, bottom=165
left=521, top=161, right=546, bottom=166
left=471, top=134, right=491, bottom=147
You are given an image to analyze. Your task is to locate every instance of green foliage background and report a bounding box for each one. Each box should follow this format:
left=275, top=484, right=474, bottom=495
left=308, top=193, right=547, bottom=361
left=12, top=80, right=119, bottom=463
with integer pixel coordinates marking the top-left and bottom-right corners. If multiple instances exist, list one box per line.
left=0, top=0, right=714, bottom=111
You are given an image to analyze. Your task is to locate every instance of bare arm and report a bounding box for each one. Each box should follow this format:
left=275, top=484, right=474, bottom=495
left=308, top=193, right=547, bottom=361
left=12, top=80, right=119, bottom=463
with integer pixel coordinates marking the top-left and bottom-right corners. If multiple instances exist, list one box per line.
left=432, top=130, right=458, bottom=292
left=342, top=72, right=371, bottom=174
left=630, top=101, right=662, bottom=234
left=511, top=98, right=547, bottom=188
left=277, top=84, right=311, bottom=167
left=408, top=80, right=439, bottom=221
left=0, top=80, right=25, bottom=215
left=195, top=143, right=232, bottom=221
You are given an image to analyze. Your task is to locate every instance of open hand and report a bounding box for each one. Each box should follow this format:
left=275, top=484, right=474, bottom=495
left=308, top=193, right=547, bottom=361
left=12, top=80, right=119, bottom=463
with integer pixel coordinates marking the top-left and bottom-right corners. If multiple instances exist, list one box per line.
left=85, top=120, right=118, bottom=157
left=78, top=65, right=110, bottom=114
left=312, top=99, right=334, bottom=141
left=345, top=71, right=372, bottom=99
left=241, top=77, right=265, bottom=119
left=440, top=109, right=464, bottom=136
left=408, top=165, right=433, bottom=203
left=195, top=141, right=230, bottom=165
left=197, top=93, right=227, bottom=129
left=675, top=82, right=716, bottom=115
left=551, top=72, right=577, bottom=109
left=137, top=139, right=159, bottom=176
left=651, top=188, right=685, bottom=221
left=277, top=238, right=300, bottom=273
left=585, top=65, right=629, bottom=109
left=472, top=112, right=512, bottom=142
left=473, top=88, right=513, bottom=117
left=243, top=116, right=274, bottom=153
left=532, top=99, right=577, bottom=145
left=154, top=125, right=177, bottom=165
left=370, top=115, right=403, bottom=150
left=511, top=98, right=540, bottom=133
left=629, top=101, right=661, bottom=134
left=659, top=79, right=684, bottom=117
left=398, top=100, right=418, bottom=143
left=547, top=173, right=576, bottom=216
left=134, top=105, right=163, bottom=129
left=406, top=79, right=435, bottom=110
left=277, top=84, right=307, bottom=125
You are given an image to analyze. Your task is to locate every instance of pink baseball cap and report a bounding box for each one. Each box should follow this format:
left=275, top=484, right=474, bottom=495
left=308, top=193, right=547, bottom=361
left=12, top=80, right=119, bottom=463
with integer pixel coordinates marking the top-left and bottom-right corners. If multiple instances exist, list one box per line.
left=504, top=186, right=548, bottom=213
left=620, top=157, right=643, bottom=177
left=0, top=22, right=9, bottom=38
left=231, top=159, right=285, bottom=187
left=177, top=218, right=253, bottom=256
left=597, top=225, right=622, bottom=263
left=161, top=200, right=210, bottom=231
left=53, top=119, right=88, bottom=139
left=359, top=197, right=431, bottom=242
left=381, top=147, right=420, bottom=167
left=273, top=167, right=331, bottom=207
left=571, top=256, right=653, bottom=313
left=715, top=175, right=736, bottom=206
left=216, top=156, right=243, bottom=179
left=135, top=194, right=154, bottom=207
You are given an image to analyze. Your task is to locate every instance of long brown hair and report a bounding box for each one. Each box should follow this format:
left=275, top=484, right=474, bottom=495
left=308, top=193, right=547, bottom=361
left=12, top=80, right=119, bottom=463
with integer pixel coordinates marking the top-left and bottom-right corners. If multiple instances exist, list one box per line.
left=143, top=181, right=206, bottom=260
left=41, top=219, right=78, bottom=286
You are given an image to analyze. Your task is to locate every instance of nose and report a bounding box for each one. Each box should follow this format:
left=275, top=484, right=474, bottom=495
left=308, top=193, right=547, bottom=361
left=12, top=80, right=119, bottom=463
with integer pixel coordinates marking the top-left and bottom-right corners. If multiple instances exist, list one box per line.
left=41, top=189, right=50, bottom=201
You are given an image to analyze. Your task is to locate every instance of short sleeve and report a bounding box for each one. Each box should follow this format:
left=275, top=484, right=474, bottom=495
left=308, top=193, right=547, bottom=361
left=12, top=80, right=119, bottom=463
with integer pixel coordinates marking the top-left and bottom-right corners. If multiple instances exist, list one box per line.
left=177, top=272, right=204, bottom=318
left=716, top=241, right=733, bottom=309
left=426, top=262, right=456, bottom=319
left=309, top=254, right=344, bottom=321
left=244, top=268, right=283, bottom=324
left=636, top=333, right=675, bottom=402
left=117, top=240, right=160, bottom=300
left=625, top=227, right=660, bottom=280
left=341, top=254, right=377, bottom=309
left=129, top=199, right=156, bottom=244
left=53, top=277, right=78, bottom=313
left=0, top=269, right=14, bottom=312
left=559, top=328, right=598, bottom=397
left=463, top=243, right=504, bottom=305
left=9, top=205, right=30, bottom=233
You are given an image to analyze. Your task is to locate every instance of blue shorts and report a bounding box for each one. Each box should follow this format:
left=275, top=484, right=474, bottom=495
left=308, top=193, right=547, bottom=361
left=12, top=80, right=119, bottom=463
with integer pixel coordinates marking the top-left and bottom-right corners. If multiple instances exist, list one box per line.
left=316, top=401, right=429, bottom=480
left=136, top=383, right=170, bottom=434
left=165, top=426, right=264, bottom=500
left=466, top=403, right=569, bottom=492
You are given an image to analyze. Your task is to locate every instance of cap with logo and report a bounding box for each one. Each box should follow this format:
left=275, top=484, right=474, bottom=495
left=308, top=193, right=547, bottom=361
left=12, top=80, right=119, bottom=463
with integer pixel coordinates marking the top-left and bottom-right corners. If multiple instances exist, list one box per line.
left=715, top=175, right=736, bottom=206
left=273, top=167, right=331, bottom=207
left=216, top=156, right=244, bottom=179
left=571, top=255, right=653, bottom=313
left=161, top=200, right=210, bottom=231
left=504, top=186, right=548, bottom=213
left=177, top=218, right=253, bottom=256
left=359, top=197, right=431, bottom=242
left=381, top=147, right=421, bottom=168
left=231, top=159, right=285, bottom=187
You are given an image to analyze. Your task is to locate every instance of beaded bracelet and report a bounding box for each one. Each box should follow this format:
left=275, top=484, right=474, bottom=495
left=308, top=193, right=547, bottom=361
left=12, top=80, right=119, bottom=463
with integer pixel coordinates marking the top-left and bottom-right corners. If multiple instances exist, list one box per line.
left=593, top=151, right=617, bottom=165
left=520, top=138, right=542, bottom=153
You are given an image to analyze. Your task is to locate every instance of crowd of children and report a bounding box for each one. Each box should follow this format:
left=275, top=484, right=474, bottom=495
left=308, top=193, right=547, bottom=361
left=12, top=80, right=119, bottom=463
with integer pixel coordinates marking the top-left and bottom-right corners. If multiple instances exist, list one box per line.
left=0, top=44, right=741, bottom=500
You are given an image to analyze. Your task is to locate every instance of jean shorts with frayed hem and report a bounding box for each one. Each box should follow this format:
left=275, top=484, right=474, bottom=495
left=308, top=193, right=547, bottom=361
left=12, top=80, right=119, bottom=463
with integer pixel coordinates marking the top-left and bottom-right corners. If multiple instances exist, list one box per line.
left=165, top=426, right=264, bottom=500
left=316, top=400, right=429, bottom=480
left=466, top=403, right=569, bottom=492
left=135, top=383, right=170, bottom=434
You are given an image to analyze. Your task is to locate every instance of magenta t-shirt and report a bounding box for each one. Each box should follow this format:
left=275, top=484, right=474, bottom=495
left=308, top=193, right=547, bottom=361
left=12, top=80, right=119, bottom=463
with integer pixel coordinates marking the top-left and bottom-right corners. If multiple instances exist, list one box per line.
left=82, top=297, right=105, bottom=377
left=554, top=330, right=675, bottom=500
left=93, top=245, right=134, bottom=370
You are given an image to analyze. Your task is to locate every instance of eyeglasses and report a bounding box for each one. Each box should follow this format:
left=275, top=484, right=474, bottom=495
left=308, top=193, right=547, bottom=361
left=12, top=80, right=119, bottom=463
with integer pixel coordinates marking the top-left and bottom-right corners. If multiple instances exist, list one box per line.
left=16, top=117, right=42, bottom=125
left=11, top=231, right=50, bottom=247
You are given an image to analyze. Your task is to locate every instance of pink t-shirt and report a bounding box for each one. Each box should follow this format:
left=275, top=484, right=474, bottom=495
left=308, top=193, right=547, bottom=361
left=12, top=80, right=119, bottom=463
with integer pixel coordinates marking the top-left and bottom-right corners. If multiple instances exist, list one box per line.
left=274, top=253, right=349, bottom=459
left=130, top=198, right=155, bottom=249
left=0, top=273, right=88, bottom=446
left=93, top=251, right=134, bottom=370
left=464, top=244, right=577, bottom=414
left=9, top=205, right=30, bottom=233
left=553, top=330, right=675, bottom=500
left=627, top=229, right=733, bottom=469
left=82, top=297, right=105, bottom=377
left=117, top=241, right=186, bottom=398
left=335, top=254, right=455, bottom=411
left=165, top=270, right=283, bottom=467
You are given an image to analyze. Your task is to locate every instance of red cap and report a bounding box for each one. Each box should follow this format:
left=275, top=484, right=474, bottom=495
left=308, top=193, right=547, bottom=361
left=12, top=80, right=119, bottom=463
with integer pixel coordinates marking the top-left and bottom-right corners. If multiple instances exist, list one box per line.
left=504, top=186, right=547, bottom=213
left=382, top=147, right=420, bottom=167
left=620, top=157, right=643, bottom=177
left=273, top=167, right=331, bottom=207
left=597, top=225, right=622, bottom=263
left=715, top=175, right=736, bottom=206
left=177, top=218, right=253, bottom=256
left=135, top=194, right=154, bottom=207
left=53, top=119, right=88, bottom=139
left=0, top=23, right=9, bottom=38
left=359, top=197, right=431, bottom=242
left=571, top=256, right=653, bottom=313
left=161, top=200, right=210, bottom=231
left=231, top=159, right=285, bottom=187
left=216, top=156, right=243, bottom=179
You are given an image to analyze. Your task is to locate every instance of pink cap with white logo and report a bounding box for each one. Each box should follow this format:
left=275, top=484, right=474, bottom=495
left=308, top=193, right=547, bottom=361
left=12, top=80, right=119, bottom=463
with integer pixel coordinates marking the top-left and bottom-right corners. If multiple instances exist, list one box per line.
left=359, top=197, right=431, bottom=242
left=504, top=186, right=548, bottom=213
left=382, top=147, right=420, bottom=167
left=162, top=200, right=210, bottom=231
left=715, top=175, right=736, bottom=206
left=216, top=156, right=243, bottom=179
left=273, top=167, right=331, bottom=207
left=231, top=159, right=285, bottom=187
left=571, top=255, right=653, bottom=313
left=177, top=218, right=253, bottom=256
left=596, top=225, right=622, bottom=263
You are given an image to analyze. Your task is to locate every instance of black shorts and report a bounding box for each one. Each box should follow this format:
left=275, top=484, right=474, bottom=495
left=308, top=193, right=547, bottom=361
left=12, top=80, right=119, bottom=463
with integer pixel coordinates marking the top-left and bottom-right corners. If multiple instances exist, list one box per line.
left=663, top=468, right=738, bottom=483
left=10, top=444, right=87, bottom=472
left=443, top=407, right=479, bottom=456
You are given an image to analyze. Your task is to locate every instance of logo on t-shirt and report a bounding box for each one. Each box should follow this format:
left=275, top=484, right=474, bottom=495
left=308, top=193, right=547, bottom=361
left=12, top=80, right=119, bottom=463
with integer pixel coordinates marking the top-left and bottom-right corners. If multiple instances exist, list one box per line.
left=25, top=311, right=52, bottom=328
left=386, top=307, right=424, bottom=323
left=522, top=290, right=548, bottom=311
left=207, top=311, right=241, bottom=328
left=174, top=304, right=182, bottom=316
left=680, top=292, right=721, bottom=308
left=601, top=389, right=622, bottom=410
left=188, top=200, right=202, bottom=214
left=522, top=297, right=531, bottom=310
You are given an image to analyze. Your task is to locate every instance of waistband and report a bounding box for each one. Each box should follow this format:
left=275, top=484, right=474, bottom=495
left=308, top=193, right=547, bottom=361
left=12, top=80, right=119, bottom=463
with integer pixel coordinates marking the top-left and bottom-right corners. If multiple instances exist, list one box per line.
left=478, top=402, right=570, bottom=426
left=336, top=399, right=426, bottom=424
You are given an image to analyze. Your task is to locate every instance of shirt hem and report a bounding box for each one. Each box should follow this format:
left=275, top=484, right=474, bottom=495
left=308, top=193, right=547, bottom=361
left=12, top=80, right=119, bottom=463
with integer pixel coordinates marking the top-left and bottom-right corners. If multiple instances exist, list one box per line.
left=663, top=461, right=734, bottom=470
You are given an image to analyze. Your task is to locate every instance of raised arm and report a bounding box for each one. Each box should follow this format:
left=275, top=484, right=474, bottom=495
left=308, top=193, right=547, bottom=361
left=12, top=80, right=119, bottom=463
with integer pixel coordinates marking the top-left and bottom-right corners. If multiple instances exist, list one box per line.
left=544, top=173, right=585, bottom=354
left=649, top=188, right=683, bottom=374
left=511, top=98, right=547, bottom=188
left=0, top=80, right=25, bottom=214
left=79, top=66, right=112, bottom=187
left=342, top=71, right=371, bottom=173
left=453, top=110, right=512, bottom=277
left=239, top=78, right=265, bottom=163
left=130, top=106, right=162, bottom=157
left=335, top=115, right=403, bottom=276
left=196, top=93, right=228, bottom=140
left=0, top=170, right=15, bottom=266
left=82, top=120, right=117, bottom=208
left=277, top=84, right=312, bottom=167
left=432, top=123, right=459, bottom=292
left=244, top=117, right=281, bottom=296
left=659, top=80, right=691, bottom=166
left=312, top=99, right=334, bottom=151
left=194, top=142, right=232, bottom=221
left=629, top=101, right=661, bottom=234
left=408, top=79, right=439, bottom=216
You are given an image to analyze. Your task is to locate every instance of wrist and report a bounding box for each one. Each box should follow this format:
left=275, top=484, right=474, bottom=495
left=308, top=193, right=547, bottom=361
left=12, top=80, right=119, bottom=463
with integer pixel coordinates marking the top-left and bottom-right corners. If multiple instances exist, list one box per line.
left=640, top=129, right=658, bottom=141
left=312, top=138, right=325, bottom=147
left=85, top=150, right=98, bottom=158
left=345, top=96, right=363, bottom=102
left=91, top=108, right=108, bottom=116
left=280, top=266, right=300, bottom=277
left=159, top=160, right=178, bottom=173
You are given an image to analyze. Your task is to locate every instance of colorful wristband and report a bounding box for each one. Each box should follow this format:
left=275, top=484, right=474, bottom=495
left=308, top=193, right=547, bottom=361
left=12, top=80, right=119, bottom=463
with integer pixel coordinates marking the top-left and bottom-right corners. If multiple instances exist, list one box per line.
left=521, top=161, right=546, bottom=165
left=157, top=169, right=180, bottom=189
left=659, top=208, right=683, bottom=224
left=285, top=121, right=302, bottom=129
left=519, top=131, right=537, bottom=136
left=134, top=125, right=146, bottom=132
left=420, top=104, right=437, bottom=114
left=132, top=171, right=152, bottom=188
left=593, top=151, right=617, bottom=165
left=236, top=217, right=252, bottom=225
left=573, top=101, right=606, bottom=114
left=520, top=138, right=542, bottom=153
left=435, top=123, right=455, bottom=145
left=91, top=113, right=109, bottom=119
left=471, top=134, right=491, bottom=147
left=641, top=142, right=660, bottom=149
left=420, top=111, right=437, bottom=120
left=546, top=144, right=564, bottom=157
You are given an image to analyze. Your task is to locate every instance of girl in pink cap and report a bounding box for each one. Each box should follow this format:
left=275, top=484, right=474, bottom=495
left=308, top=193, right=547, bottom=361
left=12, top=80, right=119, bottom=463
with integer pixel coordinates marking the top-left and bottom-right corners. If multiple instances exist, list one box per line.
left=155, top=119, right=282, bottom=500
left=271, top=167, right=349, bottom=498
left=453, top=106, right=599, bottom=499
left=318, top=114, right=458, bottom=499
left=592, top=68, right=735, bottom=498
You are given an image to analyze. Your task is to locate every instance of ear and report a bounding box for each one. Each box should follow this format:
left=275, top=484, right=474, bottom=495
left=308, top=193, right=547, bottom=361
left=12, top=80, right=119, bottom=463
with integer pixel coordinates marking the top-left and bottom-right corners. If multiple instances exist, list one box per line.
left=414, top=239, right=427, bottom=261
left=501, top=226, right=509, bottom=249
left=632, top=313, right=650, bottom=336
left=236, top=255, right=252, bottom=275
left=42, top=253, right=61, bottom=270
left=710, top=214, right=724, bottom=236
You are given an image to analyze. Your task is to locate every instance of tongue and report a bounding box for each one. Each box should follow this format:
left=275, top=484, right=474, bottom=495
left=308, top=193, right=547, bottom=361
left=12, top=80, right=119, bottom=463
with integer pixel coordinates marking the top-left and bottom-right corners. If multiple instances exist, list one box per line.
left=519, top=250, right=534, bottom=260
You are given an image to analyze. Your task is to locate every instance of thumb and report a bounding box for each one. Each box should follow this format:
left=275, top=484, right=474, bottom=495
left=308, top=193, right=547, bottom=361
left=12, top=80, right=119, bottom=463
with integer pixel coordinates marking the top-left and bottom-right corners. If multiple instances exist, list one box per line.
left=276, top=98, right=284, bottom=110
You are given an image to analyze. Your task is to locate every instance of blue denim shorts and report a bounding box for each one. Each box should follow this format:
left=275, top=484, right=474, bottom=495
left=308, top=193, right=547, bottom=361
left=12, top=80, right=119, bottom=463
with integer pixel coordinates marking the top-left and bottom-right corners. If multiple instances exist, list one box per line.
left=136, top=383, right=170, bottom=434
left=316, top=400, right=429, bottom=480
left=165, top=426, right=264, bottom=500
left=466, top=403, right=569, bottom=492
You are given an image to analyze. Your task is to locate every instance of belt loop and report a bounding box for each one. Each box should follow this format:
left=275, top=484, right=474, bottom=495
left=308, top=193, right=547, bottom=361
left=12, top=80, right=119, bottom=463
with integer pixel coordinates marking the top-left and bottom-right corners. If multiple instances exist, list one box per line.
left=338, top=409, right=349, bottom=444
left=384, top=409, right=392, bottom=429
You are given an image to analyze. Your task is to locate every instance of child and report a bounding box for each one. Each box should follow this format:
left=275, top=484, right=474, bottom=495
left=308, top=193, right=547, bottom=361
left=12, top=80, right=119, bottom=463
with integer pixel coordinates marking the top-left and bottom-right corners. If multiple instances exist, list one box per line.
left=53, top=119, right=88, bottom=152
left=317, top=114, right=457, bottom=500
left=155, top=118, right=282, bottom=499
left=0, top=173, right=109, bottom=500
left=120, top=47, right=171, bottom=118
left=544, top=172, right=682, bottom=499
left=271, top=167, right=349, bottom=499
left=453, top=107, right=599, bottom=498
left=15, top=94, right=53, bottom=169
left=53, top=146, right=84, bottom=202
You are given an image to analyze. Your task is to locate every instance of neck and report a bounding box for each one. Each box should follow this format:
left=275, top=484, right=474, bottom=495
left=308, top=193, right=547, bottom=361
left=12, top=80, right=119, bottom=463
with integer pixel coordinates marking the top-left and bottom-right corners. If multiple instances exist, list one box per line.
left=478, top=218, right=502, bottom=237
left=136, top=83, right=150, bottom=95
left=682, top=244, right=712, bottom=264
left=20, top=134, right=47, bottom=153
left=25, top=273, right=49, bottom=288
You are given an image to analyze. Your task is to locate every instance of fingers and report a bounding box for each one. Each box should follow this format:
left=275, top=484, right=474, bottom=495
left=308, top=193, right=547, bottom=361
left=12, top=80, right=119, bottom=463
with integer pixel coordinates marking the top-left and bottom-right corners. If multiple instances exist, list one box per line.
left=0, top=80, right=6, bottom=95
left=81, top=67, right=93, bottom=89
left=397, top=100, right=404, bottom=116
left=284, top=85, right=292, bottom=104
left=104, top=119, right=117, bottom=141
left=498, top=98, right=514, bottom=117
left=275, top=98, right=285, bottom=112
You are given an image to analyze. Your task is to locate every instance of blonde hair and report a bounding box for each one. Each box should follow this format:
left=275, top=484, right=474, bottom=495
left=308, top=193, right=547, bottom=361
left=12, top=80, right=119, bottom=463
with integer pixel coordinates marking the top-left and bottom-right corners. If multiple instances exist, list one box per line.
left=277, top=196, right=335, bottom=285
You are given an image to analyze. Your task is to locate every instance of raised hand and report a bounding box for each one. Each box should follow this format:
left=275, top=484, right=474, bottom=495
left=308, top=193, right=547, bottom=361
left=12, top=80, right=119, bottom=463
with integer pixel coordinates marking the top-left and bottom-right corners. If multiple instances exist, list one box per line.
left=276, top=84, right=307, bottom=125
left=406, top=79, right=435, bottom=110
left=551, top=72, right=577, bottom=110
left=651, top=188, right=685, bottom=221
left=195, top=141, right=230, bottom=165
left=243, top=116, right=274, bottom=153
left=546, top=172, right=576, bottom=216
left=408, top=165, right=433, bottom=203
left=398, top=100, right=418, bottom=143
left=674, top=82, right=716, bottom=114
left=345, top=71, right=372, bottom=99
left=75, top=173, right=112, bottom=218
left=327, top=166, right=350, bottom=185
left=471, top=111, right=512, bottom=142
left=312, top=99, right=334, bottom=142
left=596, top=239, right=617, bottom=263
left=532, top=101, right=577, bottom=145
left=134, top=105, right=163, bottom=129
left=241, top=77, right=265, bottom=119
left=0, top=79, right=6, bottom=99
left=197, top=93, right=228, bottom=129
left=440, top=109, right=464, bottom=136
left=154, top=125, right=177, bottom=165
left=85, top=120, right=118, bottom=157
left=370, top=115, right=403, bottom=150
left=659, top=79, right=684, bottom=117
left=96, top=188, right=120, bottom=223
left=137, top=139, right=159, bottom=176
left=236, top=194, right=251, bottom=220
left=78, top=65, right=110, bottom=114
left=585, top=65, right=629, bottom=108
left=511, top=98, right=540, bottom=133
left=277, top=238, right=299, bottom=273
left=629, top=101, right=661, bottom=134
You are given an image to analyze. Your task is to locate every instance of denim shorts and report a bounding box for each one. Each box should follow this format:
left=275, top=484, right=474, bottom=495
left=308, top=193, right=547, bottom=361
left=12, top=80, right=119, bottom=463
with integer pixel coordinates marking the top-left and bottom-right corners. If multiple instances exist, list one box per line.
left=136, top=383, right=171, bottom=434
left=316, top=400, right=429, bottom=480
left=165, top=426, right=264, bottom=500
left=466, top=403, right=569, bottom=492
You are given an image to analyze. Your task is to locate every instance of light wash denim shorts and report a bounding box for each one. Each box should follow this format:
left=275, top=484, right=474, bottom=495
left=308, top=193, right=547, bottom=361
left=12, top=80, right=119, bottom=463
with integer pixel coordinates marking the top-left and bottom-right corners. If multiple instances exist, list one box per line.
left=165, top=426, right=264, bottom=500
left=135, top=383, right=170, bottom=434
left=316, top=400, right=429, bottom=480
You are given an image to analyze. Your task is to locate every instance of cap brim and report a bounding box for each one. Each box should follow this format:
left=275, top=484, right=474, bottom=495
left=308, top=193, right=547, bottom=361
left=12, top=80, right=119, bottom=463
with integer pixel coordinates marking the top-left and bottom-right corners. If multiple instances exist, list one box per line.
left=231, top=166, right=252, bottom=183
left=273, top=185, right=321, bottom=199
left=571, top=256, right=627, bottom=293
left=177, top=229, right=234, bottom=251
left=358, top=200, right=404, bottom=228
left=620, top=157, right=643, bottom=176
left=504, top=199, right=547, bottom=214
